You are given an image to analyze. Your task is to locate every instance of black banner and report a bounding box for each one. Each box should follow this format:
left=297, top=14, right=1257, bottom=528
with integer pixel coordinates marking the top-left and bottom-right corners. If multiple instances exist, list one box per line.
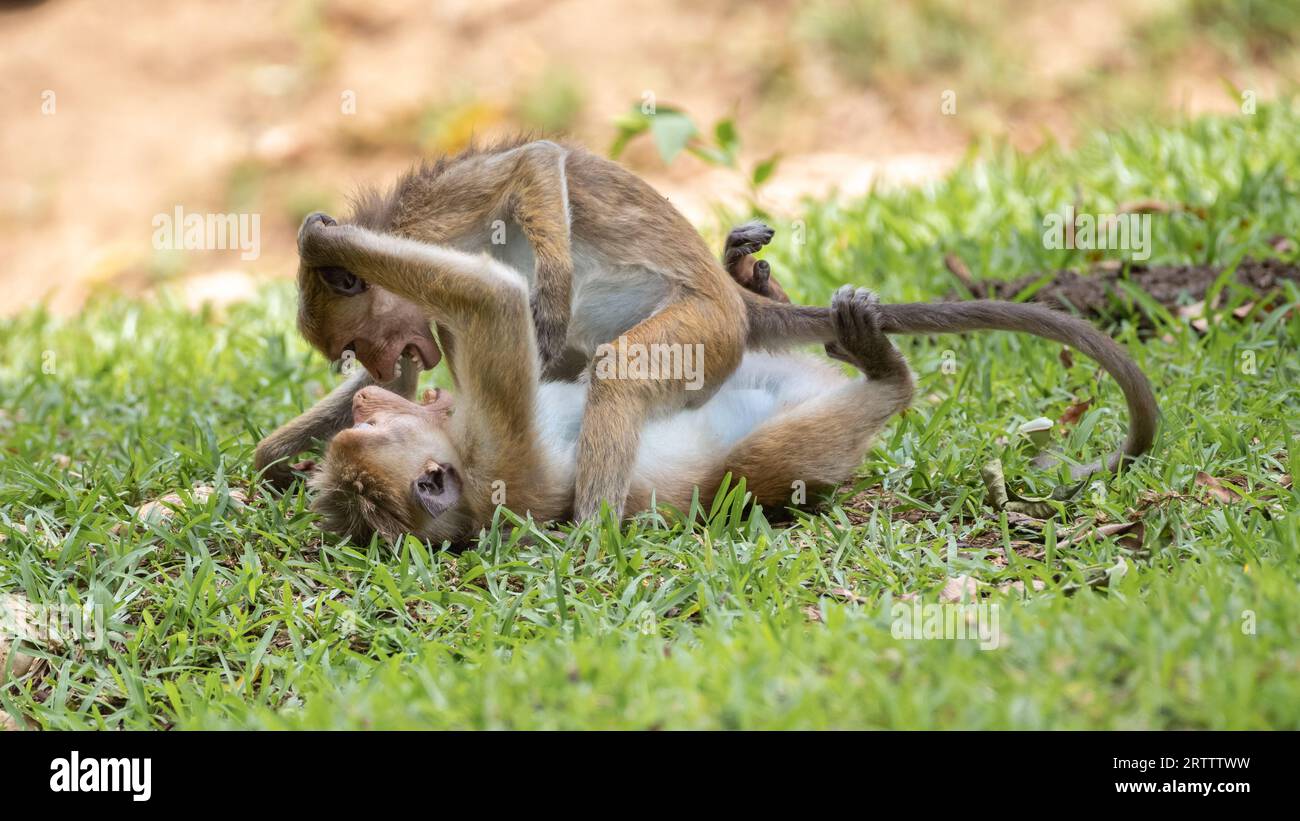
left=0, top=730, right=1286, bottom=808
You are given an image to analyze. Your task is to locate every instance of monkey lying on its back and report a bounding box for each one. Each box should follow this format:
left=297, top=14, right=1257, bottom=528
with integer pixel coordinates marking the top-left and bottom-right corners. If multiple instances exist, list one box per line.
left=309, top=285, right=909, bottom=544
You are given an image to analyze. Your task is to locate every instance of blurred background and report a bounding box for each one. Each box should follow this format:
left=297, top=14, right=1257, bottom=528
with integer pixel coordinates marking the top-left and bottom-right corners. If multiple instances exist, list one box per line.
left=0, top=0, right=1294, bottom=317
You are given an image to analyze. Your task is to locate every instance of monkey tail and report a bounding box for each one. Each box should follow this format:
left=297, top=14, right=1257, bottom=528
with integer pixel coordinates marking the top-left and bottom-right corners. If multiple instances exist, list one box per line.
left=876, top=301, right=1158, bottom=476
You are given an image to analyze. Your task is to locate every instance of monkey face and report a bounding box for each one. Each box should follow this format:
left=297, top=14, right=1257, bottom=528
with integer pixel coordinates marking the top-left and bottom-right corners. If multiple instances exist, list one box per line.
left=311, top=386, right=468, bottom=543
left=297, top=261, right=442, bottom=383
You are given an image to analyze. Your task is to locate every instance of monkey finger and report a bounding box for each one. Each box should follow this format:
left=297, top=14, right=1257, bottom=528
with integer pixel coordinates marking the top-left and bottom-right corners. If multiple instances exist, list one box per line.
left=725, top=220, right=776, bottom=250
left=724, top=243, right=762, bottom=267
left=824, top=340, right=853, bottom=364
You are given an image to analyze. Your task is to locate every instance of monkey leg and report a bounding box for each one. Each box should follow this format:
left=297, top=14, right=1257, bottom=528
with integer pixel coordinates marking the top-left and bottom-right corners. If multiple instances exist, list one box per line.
left=720, top=375, right=912, bottom=506
left=722, top=287, right=914, bottom=506
left=574, top=294, right=746, bottom=521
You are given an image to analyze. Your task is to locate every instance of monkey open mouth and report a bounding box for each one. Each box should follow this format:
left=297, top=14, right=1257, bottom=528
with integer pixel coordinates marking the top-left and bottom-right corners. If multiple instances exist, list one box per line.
left=399, top=338, right=442, bottom=373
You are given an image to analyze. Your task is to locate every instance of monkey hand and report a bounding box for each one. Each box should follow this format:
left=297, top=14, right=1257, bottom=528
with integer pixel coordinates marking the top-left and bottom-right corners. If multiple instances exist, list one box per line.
left=724, top=220, right=775, bottom=266
left=826, top=285, right=907, bottom=381
left=254, top=448, right=313, bottom=492
left=723, top=220, right=789, bottom=303
left=297, top=211, right=365, bottom=272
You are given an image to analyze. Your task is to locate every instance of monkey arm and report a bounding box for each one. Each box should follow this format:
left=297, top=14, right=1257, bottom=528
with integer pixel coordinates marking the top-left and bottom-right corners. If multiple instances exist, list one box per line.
left=298, top=214, right=542, bottom=456
left=255, top=354, right=420, bottom=489
left=503, top=141, right=575, bottom=377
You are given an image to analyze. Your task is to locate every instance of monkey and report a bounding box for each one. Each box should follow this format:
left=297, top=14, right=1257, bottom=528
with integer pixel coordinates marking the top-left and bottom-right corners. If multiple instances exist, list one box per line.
left=262, top=138, right=752, bottom=523
left=296, top=206, right=912, bottom=541
left=735, top=272, right=1157, bottom=477
left=294, top=212, right=1157, bottom=545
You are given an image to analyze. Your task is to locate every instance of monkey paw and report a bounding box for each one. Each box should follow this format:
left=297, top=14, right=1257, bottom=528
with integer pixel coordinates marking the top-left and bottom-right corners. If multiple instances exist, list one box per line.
left=297, top=211, right=344, bottom=264
left=828, top=285, right=902, bottom=380
left=723, top=220, right=775, bottom=267
left=723, top=221, right=790, bottom=303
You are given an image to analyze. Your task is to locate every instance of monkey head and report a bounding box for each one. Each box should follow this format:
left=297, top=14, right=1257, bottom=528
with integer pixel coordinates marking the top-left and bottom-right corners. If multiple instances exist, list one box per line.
left=309, top=385, right=471, bottom=544
left=296, top=215, right=441, bottom=383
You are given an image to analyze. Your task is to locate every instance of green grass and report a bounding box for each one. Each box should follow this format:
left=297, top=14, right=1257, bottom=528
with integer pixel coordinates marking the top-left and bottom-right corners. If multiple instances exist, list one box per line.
left=2, top=104, right=1299, bottom=729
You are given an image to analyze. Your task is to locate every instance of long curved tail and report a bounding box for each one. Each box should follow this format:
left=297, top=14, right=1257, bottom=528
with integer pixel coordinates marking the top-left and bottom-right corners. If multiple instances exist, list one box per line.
left=742, top=289, right=1158, bottom=476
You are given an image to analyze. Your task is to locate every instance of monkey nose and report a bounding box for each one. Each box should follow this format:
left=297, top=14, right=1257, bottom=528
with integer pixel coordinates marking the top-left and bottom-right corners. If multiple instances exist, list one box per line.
left=351, top=388, right=376, bottom=424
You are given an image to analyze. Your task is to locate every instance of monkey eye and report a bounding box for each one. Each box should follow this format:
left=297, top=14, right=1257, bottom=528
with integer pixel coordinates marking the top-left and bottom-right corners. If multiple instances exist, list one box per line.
left=318, top=266, right=367, bottom=296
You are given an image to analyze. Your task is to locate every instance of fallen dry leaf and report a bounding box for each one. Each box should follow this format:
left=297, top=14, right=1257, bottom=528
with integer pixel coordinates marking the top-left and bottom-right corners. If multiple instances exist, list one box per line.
left=939, top=575, right=981, bottom=603
left=1058, top=398, right=1093, bottom=427
left=1194, top=471, right=1241, bottom=504
left=828, top=587, right=866, bottom=605
left=1058, top=347, right=1075, bottom=369
left=1064, top=520, right=1146, bottom=551
left=1004, top=511, right=1047, bottom=530
left=1116, top=199, right=1177, bottom=214
left=802, top=605, right=823, bottom=623
left=943, top=253, right=975, bottom=290
left=135, top=485, right=249, bottom=525
left=998, top=578, right=1048, bottom=595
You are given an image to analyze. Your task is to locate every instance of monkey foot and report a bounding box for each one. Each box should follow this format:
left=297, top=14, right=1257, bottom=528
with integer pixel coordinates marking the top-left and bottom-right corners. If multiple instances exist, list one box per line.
left=723, top=220, right=790, bottom=303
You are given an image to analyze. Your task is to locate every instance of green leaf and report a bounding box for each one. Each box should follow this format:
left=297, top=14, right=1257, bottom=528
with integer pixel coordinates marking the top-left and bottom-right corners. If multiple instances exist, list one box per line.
left=650, top=110, right=698, bottom=164
left=752, top=154, right=781, bottom=187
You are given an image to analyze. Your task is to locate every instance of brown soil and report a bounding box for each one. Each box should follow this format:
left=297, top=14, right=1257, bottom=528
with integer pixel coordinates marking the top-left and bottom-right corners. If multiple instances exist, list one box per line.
left=0, top=0, right=1286, bottom=316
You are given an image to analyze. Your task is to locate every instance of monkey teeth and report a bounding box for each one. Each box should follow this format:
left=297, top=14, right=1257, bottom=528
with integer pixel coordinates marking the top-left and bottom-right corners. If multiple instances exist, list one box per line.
left=403, top=344, right=431, bottom=371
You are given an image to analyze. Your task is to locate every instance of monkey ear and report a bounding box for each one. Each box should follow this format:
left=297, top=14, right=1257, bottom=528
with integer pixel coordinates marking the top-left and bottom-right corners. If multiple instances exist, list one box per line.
left=411, top=463, right=461, bottom=520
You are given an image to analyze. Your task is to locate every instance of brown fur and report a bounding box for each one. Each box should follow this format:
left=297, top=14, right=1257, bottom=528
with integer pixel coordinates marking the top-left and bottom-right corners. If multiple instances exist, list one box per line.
left=268, top=139, right=749, bottom=520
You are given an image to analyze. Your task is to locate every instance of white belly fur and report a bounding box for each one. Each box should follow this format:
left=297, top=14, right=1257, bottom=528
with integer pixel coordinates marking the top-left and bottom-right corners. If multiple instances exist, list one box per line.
left=534, top=352, right=847, bottom=490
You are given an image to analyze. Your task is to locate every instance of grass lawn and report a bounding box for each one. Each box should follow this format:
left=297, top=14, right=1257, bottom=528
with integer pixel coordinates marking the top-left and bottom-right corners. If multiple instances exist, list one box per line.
left=2, top=104, right=1298, bottom=730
